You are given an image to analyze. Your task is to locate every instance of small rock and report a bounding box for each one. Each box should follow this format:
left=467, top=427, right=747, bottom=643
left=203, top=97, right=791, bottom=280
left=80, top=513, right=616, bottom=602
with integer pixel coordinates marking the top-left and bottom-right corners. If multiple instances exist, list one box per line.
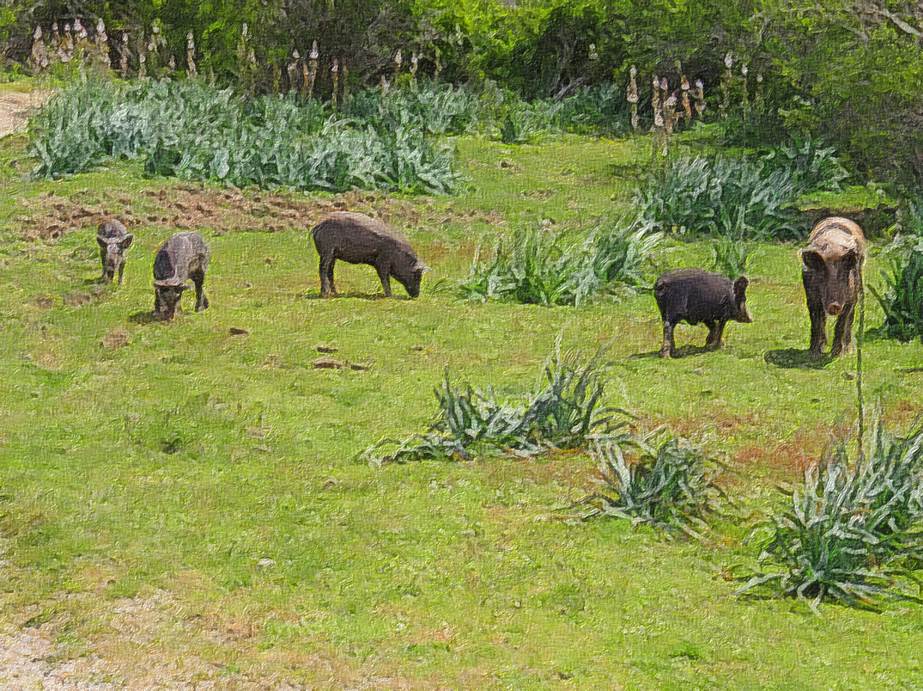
left=315, top=344, right=339, bottom=354
left=229, top=327, right=249, bottom=336
left=410, top=345, right=424, bottom=352
left=257, top=558, right=275, bottom=569
left=349, top=362, right=372, bottom=372
left=323, top=478, right=337, bottom=490
left=313, top=357, right=345, bottom=370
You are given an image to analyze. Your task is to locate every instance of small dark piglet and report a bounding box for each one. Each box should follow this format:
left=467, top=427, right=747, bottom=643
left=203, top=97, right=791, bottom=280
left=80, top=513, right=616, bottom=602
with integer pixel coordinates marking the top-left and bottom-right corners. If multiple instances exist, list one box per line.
left=97, top=219, right=133, bottom=284
left=311, top=211, right=427, bottom=298
left=152, top=232, right=210, bottom=321
left=654, top=269, right=752, bottom=358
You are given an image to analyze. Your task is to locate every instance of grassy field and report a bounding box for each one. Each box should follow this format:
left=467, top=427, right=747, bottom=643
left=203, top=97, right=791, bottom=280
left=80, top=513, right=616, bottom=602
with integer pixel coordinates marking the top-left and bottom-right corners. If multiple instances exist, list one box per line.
left=1, top=103, right=923, bottom=688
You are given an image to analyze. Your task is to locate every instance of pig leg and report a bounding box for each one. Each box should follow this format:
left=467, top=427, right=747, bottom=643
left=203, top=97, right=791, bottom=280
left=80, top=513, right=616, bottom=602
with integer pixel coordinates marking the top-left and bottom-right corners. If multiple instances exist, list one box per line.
left=660, top=320, right=675, bottom=358
left=375, top=262, right=392, bottom=298
left=193, top=271, right=209, bottom=312
left=319, top=254, right=336, bottom=297
left=831, top=303, right=856, bottom=356
left=705, top=321, right=726, bottom=350
left=808, top=302, right=827, bottom=356
left=118, top=261, right=125, bottom=286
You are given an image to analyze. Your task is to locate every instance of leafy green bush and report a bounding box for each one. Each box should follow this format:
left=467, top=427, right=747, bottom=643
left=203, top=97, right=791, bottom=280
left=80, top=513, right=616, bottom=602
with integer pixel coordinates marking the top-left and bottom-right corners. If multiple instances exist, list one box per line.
left=344, top=80, right=480, bottom=136
left=554, top=83, right=628, bottom=135
left=581, top=431, right=725, bottom=539
left=739, top=414, right=923, bottom=612
left=460, top=216, right=660, bottom=306
left=871, top=238, right=923, bottom=343
left=365, top=342, right=628, bottom=464
left=637, top=156, right=805, bottom=240
left=30, top=78, right=460, bottom=195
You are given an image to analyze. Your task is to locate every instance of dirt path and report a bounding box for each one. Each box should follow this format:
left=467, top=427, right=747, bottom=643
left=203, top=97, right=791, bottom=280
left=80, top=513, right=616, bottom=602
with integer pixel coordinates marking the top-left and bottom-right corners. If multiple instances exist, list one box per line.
left=0, top=89, right=49, bottom=138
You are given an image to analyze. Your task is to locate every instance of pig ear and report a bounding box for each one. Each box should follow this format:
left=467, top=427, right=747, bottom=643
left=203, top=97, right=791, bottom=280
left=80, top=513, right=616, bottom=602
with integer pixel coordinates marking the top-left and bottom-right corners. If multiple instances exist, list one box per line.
left=733, top=276, right=749, bottom=299
left=802, top=250, right=825, bottom=272
left=120, top=234, right=134, bottom=250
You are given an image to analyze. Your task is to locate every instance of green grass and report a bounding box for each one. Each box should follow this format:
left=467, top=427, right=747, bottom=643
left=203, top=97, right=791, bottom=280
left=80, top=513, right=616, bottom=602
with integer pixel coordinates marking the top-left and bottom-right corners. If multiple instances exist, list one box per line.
left=2, top=112, right=923, bottom=687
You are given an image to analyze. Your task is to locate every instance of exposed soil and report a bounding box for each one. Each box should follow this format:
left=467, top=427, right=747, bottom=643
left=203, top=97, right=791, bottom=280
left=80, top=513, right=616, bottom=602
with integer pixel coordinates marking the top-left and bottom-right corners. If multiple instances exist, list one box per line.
left=16, top=184, right=504, bottom=243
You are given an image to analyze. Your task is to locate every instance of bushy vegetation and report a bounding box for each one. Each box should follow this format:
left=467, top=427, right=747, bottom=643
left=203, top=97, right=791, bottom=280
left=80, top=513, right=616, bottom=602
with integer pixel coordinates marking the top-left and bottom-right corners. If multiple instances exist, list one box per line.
left=871, top=237, right=923, bottom=343
left=580, top=432, right=726, bottom=539
left=637, top=142, right=849, bottom=240
left=711, top=236, right=754, bottom=279
left=740, top=414, right=923, bottom=612
left=365, top=343, right=628, bottom=464
left=29, top=77, right=461, bottom=194
left=460, top=216, right=661, bottom=306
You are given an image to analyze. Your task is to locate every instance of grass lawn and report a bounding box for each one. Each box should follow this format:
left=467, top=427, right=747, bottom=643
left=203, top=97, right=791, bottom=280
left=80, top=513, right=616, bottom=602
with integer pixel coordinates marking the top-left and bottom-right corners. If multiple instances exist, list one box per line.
left=1, top=114, right=923, bottom=687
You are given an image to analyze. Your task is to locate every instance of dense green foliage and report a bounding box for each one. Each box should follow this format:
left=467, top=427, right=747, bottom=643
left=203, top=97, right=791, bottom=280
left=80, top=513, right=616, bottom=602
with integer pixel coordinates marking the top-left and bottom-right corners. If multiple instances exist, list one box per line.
left=740, top=415, right=923, bottom=611
left=367, top=344, right=627, bottom=464
left=30, top=77, right=460, bottom=194
left=637, top=142, right=850, bottom=240
left=872, top=237, right=923, bottom=343
left=582, top=432, right=725, bottom=539
left=460, top=216, right=660, bottom=306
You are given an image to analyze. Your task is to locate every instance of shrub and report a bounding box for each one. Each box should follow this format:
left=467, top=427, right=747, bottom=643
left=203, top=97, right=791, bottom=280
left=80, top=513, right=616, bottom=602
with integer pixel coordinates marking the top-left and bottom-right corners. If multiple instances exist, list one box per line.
left=365, top=342, right=628, bottom=465
left=872, top=238, right=923, bottom=343
left=580, top=432, right=726, bottom=539
left=30, top=78, right=460, bottom=195
left=637, top=155, right=805, bottom=240
left=739, top=414, right=923, bottom=612
left=761, top=137, right=850, bottom=194
left=460, top=216, right=660, bottom=306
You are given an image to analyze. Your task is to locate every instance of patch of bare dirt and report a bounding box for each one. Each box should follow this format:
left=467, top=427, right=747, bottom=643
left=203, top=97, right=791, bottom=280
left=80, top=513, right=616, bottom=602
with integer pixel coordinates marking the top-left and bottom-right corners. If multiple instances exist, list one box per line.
left=101, top=328, right=131, bottom=350
left=16, top=184, right=505, bottom=243
left=0, top=624, right=112, bottom=689
left=0, top=89, right=50, bottom=139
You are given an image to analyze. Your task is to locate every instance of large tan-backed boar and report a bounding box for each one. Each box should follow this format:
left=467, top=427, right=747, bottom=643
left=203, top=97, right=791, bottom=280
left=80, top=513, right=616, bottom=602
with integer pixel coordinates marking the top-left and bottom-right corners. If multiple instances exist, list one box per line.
left=801, top=217, right=867, bottom=357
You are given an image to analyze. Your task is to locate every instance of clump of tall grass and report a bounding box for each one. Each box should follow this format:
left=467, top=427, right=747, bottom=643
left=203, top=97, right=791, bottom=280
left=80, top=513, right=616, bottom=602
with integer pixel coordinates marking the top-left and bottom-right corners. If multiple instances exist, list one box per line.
left=580, top=432, right=726, bottom=539
left=364, top=342, right=629, bottom=465
left=459, top=216, right=661, bottom=306
left=739, top=413, right=923, bottom=612
left=30, top=78, right=460, bottom=194
left=637, top=155, right=804, bottom=239
left=871, top=237, right=923, bottom=343
left=711, top=236, right=754, bottom=278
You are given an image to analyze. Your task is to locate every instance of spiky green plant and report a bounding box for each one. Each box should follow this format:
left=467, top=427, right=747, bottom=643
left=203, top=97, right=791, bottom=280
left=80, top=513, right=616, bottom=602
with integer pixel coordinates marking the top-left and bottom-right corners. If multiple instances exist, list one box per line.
left=460, top=217, right=660, bottom=307
left=871, top=238, right=923, bottom=342
left=761, top=136, right=849, bottom=194
left=365, top=343, right=627, bottom=465
left=739, top=413, right=923, bottom=612
left=711, top=236, right=753, bottom=278
left=581, top=432, right=726, bottom=539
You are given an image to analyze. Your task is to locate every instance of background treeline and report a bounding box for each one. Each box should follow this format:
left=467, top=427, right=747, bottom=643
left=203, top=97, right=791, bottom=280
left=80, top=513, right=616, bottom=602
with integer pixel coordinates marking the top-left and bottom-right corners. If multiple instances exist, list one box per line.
left=2, top=0, right=923, bottom=186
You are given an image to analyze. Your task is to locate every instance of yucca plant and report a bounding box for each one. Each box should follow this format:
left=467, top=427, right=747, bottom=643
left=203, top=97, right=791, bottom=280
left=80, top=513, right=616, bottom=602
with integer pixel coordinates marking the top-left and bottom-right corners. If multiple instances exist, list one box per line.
left=739, top=413, right=923, bottom=612
left=871, top=238, right=923, bottom=342
left=581, top=432, right=725, bottom=538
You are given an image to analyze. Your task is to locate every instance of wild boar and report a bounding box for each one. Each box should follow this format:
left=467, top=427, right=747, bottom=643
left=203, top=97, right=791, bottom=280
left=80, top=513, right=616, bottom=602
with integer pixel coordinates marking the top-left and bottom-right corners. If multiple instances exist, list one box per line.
left=654, top=269, right=752, bottom=358
left=311, top=211, right=427, bottom=299
left=801, top=217, right=866, bottom=357
left=152, top=232, right=210, bottom=321
left=96, top=219, right=133, bottom=285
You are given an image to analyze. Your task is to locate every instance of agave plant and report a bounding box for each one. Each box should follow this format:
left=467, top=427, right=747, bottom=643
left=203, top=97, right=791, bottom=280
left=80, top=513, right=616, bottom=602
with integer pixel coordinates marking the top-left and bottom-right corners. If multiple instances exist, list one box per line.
left=739, top=413, right=923, bottom=612
left=581, top=432, right=726, bottom=539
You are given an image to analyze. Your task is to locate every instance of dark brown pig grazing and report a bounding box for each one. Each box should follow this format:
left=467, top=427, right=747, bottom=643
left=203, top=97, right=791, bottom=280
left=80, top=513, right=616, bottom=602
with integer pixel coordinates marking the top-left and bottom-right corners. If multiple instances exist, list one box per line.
left=654, top=269, right=752, bottom=358
left=152, top=232, right=210, bottom=321
left=96, top=219, right=133, bottom=284
left=311, top=211, right=427, bottom=299
left=801, top=217, right=866, bottom=357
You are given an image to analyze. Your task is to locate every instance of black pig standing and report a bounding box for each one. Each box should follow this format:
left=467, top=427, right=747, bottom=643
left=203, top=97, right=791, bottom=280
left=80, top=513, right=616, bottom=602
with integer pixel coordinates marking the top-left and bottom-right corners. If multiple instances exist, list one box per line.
left=152, top=232, right=210, bottom=321
left=654, top=269, right=752, bottom=358
left=311, top=212, right=427, bottom=299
